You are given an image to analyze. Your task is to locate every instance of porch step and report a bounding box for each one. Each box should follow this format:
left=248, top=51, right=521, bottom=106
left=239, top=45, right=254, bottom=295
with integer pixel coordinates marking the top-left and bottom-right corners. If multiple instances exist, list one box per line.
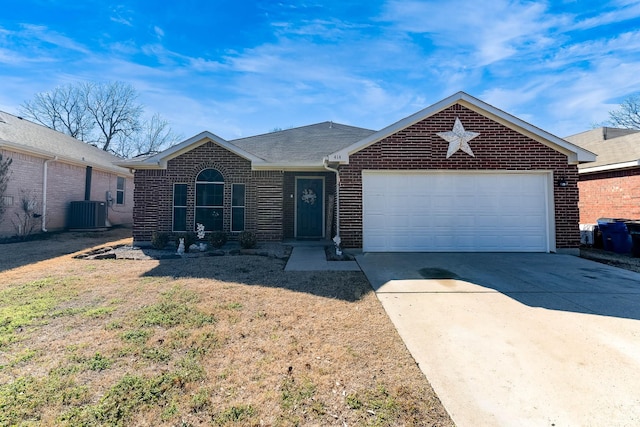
left=284, top=246, right=361, bottom=272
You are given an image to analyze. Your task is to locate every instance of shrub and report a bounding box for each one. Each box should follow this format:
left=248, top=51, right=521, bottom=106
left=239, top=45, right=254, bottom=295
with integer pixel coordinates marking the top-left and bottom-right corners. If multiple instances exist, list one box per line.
left=208, top=231, right=227, bottom=248
left=151, top=232, right=169, bottom=249
left=238, top=231, right=257, bottom=249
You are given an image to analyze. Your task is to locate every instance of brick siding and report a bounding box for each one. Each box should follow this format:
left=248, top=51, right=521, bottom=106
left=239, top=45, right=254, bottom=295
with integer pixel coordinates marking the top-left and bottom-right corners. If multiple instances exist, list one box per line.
left=338, top=104, right=580, bottom=249
left=578, top=168, right=640, bottom=223
left=132, top=141, right=284, bottom=243
left=0, top=148, right=133, bottom=237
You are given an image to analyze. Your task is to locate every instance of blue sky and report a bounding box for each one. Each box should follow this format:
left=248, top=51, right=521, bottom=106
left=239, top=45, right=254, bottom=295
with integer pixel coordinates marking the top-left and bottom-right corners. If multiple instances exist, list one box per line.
left=1, top=0, right=640, bottom=141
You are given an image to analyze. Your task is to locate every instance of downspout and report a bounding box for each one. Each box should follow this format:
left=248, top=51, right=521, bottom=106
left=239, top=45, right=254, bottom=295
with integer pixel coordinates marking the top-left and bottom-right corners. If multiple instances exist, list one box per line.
left=42, top=156, right=58, bottom=232
left=323, top=158, right=342, bottom=256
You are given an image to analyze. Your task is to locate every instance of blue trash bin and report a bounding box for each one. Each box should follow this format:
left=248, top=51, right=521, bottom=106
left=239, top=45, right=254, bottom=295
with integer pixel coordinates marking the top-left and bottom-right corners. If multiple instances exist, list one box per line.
left=597, top=218, right=632, bottom=253
left=624, top=221, right=640, bottom=258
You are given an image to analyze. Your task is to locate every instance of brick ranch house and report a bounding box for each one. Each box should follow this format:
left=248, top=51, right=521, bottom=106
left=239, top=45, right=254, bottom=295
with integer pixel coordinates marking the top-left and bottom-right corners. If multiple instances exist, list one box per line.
left=0, top=111, right=133, bottom=237
left=121, top=92, right=595, bottom=253
left=565, top=127, right=640, bottom=224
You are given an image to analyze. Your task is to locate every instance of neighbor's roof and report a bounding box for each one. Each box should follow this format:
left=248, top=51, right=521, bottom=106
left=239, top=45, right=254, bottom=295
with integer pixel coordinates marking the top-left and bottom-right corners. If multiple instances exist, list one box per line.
left=565, top=127, right=640, bottom=173
left=328, top=91, right=596, bottom=165
left=0, top=110, right=132, bottom=175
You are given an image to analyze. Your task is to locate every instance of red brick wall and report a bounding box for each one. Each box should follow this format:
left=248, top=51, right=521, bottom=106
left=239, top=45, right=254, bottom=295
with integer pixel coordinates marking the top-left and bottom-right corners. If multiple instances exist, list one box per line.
left=132, top=141, right=283, bottom=243
left=578, top=168, right=640, bottom=223
left=338, top=104, right=580, bottom=249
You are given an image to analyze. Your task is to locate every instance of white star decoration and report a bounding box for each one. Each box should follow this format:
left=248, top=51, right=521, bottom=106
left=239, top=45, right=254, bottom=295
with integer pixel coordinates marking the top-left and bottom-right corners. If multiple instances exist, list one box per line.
left=436, top=117, right=480, bottom=159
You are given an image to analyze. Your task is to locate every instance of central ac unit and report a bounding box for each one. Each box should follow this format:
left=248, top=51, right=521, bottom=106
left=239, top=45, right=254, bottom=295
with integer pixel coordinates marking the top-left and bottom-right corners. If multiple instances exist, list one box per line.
left=69, top=201, right=107, bottom=229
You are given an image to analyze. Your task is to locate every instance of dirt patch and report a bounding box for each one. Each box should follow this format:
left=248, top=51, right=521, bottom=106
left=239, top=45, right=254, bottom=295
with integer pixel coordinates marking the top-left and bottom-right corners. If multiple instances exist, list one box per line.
left=0, top=227, right=134, bottom=272
left=0, top=231, right=453, bottom=426
left=580, top=247, right=640, bottom=273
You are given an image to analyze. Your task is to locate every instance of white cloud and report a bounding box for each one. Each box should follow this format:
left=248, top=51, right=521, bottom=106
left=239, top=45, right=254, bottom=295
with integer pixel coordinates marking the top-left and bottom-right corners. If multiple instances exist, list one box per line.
left=110, top=5, right=133, bottom=26
left=571, top=0, right=640, bottom=30
left=154, top=26, right=164, bottom=39
left=2, top=0, right=640, bottom=142
left=379, top=0, right=561, bottom=66
left=19, top=24, right=91, bottom=54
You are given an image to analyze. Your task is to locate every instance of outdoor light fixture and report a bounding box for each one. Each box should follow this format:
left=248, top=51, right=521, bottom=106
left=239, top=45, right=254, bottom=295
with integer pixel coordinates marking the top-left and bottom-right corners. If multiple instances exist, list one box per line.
left=557, top=177, right=568, bottom=187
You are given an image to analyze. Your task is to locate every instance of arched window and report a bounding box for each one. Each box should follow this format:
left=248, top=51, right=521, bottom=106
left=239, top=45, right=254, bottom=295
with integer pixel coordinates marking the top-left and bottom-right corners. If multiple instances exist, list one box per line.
left=195, top=169, right=224, bottom=231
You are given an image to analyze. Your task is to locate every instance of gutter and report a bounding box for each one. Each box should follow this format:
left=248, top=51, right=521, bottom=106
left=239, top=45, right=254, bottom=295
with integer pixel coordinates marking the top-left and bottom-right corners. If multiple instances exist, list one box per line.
left=578, top=160, right=640, bottom=174
left=323, top=158, right=342, bottom=256
left=0, top=140, right=130, bottom=176
left=42, top=156, right=58, bottom=232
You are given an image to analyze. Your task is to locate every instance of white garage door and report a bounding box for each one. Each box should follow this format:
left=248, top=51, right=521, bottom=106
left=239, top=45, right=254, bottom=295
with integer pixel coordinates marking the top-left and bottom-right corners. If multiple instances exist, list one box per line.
left=362, top=172, right=552, bottom=252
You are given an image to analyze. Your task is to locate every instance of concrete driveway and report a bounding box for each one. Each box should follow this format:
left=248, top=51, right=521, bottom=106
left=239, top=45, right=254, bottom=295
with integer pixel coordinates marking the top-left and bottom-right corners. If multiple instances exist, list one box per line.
left=356, top=252, right=640, bottom=427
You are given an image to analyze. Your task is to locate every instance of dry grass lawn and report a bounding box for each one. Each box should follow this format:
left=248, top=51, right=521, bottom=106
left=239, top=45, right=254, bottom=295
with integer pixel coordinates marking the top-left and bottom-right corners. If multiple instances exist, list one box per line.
left=0, top=229, right=453, bottom=426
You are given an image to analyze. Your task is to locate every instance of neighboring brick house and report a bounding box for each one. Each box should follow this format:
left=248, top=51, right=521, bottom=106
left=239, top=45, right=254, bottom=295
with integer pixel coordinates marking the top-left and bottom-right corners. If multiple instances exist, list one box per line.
left=122, top=92, right=595, bottom=253
left=565, top=127, right=640, bottom=224
left=0, top=111, right=133, bottom=237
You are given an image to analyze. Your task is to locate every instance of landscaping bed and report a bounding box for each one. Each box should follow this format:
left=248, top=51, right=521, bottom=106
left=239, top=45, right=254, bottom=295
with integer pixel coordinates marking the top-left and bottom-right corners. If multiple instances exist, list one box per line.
left=73, top=242, right=292, bottom=261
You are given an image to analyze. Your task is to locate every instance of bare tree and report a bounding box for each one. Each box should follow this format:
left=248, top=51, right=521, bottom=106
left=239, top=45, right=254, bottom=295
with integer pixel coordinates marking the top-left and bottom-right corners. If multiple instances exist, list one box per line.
left=20, top=84, right=94, bottom=140
left=0, top=153, right=12, bottom=224
left=608, top=94, right=640, bottom=129
left=20, top=81, right=175, bottom=158
left=114, top=113, right=182, bottom=158
left=82, top=81, right=143, bottom=153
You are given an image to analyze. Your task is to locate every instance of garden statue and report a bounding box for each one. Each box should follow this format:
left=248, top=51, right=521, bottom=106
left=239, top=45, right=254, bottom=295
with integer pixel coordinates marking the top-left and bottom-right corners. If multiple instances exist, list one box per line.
left=177, top=238, right=185, bottom=255
left=196, top=223, right=207, bottom=251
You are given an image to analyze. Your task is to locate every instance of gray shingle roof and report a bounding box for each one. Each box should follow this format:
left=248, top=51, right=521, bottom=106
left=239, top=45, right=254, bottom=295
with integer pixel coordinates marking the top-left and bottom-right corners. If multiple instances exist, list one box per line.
left=229, top=122, right=375, bottom=164
left=0, top=110, right=132, bottom=175
left=565, top=127, right=640, bottom=171
left=118, top=92, right=595, bottom=171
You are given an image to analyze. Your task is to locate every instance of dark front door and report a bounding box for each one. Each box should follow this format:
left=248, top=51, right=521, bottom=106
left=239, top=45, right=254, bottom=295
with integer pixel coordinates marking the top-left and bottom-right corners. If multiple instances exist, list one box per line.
left=296, top=178, right=324, bottom=238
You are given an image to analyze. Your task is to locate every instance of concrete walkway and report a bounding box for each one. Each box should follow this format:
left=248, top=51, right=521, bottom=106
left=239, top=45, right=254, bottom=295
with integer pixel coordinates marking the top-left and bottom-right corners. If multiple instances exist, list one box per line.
left=357, top=252, right=640, bottom=427
left=284, top=246, right=360, bottom=271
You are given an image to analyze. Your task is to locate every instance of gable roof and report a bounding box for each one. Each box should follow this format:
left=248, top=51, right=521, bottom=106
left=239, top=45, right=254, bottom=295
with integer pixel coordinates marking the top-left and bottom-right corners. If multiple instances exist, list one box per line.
left=118, top=131, right=266, bottom=169
left=117, top=91, right=596, bottom=172
left=0, top=110, right=131, bottom=176
left=120, top=122, right=375, bottom=171
left=327, top=91, right=596, bottom=165
left=565, top=127, right=640, bottom=173
left=230, top=122, right=375, bottom=169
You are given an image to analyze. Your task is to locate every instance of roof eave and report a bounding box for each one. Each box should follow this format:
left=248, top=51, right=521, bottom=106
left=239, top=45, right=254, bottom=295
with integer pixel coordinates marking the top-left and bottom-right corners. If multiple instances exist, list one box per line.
left=251, top=162, right=328, bottom=172
left=0, top=140, right=132, bottom=176
left=579, top=160, right=640, bottom=174
left=138, top=131, right=266, bottom=167
left=115, top=161, right=162, bottom=170
left=328, top=91, right=597, bottom=165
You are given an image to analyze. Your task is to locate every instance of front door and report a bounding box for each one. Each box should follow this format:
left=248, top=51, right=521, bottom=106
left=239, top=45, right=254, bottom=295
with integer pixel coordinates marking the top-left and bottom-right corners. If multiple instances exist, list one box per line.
left=296, top=177, right=324, bottom=238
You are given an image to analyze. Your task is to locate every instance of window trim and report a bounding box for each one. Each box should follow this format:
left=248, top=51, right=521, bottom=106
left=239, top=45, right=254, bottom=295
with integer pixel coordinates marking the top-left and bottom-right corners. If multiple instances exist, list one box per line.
left=231, top=183, right=246, bottom=232
left=116, top=176, right=126, bottom=205
left=195, top=168, right=225, bottom=232
left=172, top=183, right=188, bottom=232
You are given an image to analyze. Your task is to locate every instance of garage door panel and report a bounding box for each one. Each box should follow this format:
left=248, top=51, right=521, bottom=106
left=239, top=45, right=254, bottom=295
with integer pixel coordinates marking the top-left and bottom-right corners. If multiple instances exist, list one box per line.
left=431, top=195, right=455, bottom=210
left=455, top=196, right=477, bottom=210
left=475, top=199, right=499, bottom=210
left=475, top=216, right=497, bottom=227
left=362, top=172, right=550, bottom=252
left=499, top=215, right=524, bottom=227
left=408, top=215, right=430, bottom=227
